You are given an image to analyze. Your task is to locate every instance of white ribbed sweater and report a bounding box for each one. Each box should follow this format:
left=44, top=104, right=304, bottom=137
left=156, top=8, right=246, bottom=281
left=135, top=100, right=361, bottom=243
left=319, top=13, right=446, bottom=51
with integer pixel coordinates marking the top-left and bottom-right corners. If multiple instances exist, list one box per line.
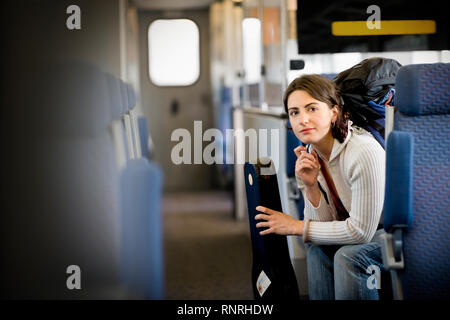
left=296, top=125, right=385, bottom=245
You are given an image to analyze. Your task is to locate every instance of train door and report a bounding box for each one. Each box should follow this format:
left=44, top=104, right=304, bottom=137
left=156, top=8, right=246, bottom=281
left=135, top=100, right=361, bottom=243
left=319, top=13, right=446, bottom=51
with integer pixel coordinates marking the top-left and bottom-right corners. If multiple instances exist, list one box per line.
left=138, top=9, right=214, bottom=192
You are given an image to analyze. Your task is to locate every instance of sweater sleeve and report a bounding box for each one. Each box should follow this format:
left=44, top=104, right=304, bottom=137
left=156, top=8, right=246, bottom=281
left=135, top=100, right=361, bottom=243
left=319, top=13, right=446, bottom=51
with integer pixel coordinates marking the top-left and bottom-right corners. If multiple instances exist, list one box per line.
left=303, top=143, right=385, bottom=245
left=296, top=174, right=335, bottom=222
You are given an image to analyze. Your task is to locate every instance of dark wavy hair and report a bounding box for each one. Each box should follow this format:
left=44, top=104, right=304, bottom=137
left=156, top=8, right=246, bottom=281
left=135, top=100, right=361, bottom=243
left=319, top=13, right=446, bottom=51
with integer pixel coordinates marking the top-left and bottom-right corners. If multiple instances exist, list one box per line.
left=283, top=74, right=349, bottom=143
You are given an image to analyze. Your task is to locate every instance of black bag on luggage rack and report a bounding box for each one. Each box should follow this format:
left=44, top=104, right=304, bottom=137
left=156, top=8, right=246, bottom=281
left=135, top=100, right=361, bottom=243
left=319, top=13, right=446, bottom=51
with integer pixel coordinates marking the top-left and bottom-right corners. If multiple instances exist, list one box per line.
left=334, top=57, right=402, bottom=148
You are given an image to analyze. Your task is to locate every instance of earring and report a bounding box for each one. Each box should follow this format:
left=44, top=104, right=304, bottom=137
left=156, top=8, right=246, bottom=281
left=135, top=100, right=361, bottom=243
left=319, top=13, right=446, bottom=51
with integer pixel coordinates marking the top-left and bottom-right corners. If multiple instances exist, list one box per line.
left=332, top=122, right=336, bottom=128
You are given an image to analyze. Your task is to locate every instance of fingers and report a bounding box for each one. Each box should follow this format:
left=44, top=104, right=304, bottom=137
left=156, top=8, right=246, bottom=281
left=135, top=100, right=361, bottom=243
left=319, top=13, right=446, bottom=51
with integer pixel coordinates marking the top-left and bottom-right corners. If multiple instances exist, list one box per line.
left=294, top=145, right=306, bottom=158
left=255, top=221, right=270, bottom=228
left=255, top=210, right=293, bottom=236
left=254, top=213, right=270, bottom=222
left=296, top=157, right=319, bottom=170
left=259, top=228, right=273, bottom=236
left=298, top=159, right=315, bottom=170
left=296, top=150, right=320, bottom=172
left=255, top=218, right=274, bottom=236
left=254, top=206, right=272, bottom=222
left=294, top=146, right=318, bottom=167
left=294, top=146, right=320, bottom=162
left=255, top=208, right=273, bottom=235
left=255, top=206, right=275, bottom=215
left=299, top=152, right=315, bottom=162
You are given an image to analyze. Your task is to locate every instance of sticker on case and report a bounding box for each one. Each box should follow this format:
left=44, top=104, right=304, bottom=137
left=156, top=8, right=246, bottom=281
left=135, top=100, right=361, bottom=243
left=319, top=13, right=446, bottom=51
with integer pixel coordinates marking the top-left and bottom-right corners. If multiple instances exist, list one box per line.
left=256, top=270, right=271, bottom=297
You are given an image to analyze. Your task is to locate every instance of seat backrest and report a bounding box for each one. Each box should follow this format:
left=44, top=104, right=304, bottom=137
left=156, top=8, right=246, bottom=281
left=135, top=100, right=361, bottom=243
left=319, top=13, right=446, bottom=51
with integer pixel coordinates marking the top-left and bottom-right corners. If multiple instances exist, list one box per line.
left=286, top=121, right=300, bottom=179
left=119, top=79, right=129, bottom=115
left=138, top=116, right=151, bottom=159
left=321, top=73, right=337, bottom=80
left=120, top=158, right=164, bottom=299
left=286, top=121, right=305, bottom=219
left=126, top=84, right=142, bottom=158
left=391, top=63, right=450, bottom=299
left=126, top=83, right=136, bottom=109
left=105, top=73, right=122, bottom=122
left=3, top=61, right=122, bottom=298
left=244, top=160, right=299, bottom=300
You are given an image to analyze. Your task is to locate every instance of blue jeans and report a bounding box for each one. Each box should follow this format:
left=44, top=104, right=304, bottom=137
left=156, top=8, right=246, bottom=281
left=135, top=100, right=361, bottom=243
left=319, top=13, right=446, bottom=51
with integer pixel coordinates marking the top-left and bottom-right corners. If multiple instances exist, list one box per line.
left=306, top=230, right=386, bottom=300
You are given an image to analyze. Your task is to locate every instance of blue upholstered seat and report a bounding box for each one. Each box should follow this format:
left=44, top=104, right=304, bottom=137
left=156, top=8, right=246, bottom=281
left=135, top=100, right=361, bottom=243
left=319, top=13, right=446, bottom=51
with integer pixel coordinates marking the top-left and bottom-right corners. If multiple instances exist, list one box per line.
left=321, top=73, right=337, bottom=80
left=286, top=121, right=305, bottom=220
left=126, top=83, right=137, bottom=109
left=105, top=73, right=123, bottom=121
left=119, top=79, right=129, bottom=115
left=138, top=116, right=151, bottom=159
left=120, top=158, right=164, bottom=299
left=381, top=63, right=450, bottom=299
left=5, top=61, right=124, bottom=298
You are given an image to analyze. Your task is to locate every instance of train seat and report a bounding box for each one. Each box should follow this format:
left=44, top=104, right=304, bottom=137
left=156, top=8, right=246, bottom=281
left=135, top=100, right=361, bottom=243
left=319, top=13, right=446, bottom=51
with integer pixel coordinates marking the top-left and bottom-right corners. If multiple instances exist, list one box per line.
left=117, top=80, right=135, bottom=159
left=8, top=61, right=123, bottom=298
left=380, top=62, right=450, bottom=299
left=126, top=84, right=142, bottom=158
left=286, top=120, right=305, bottom=220
left=321, top=73, right=337, bottom=80
left=120, top=157, right=164, bottom=299
left=105, top=73, right=123, bottom=122
left=105, top=74, right=164, bottom=298
left=126, top=83, right=137, bottom=109
left=119, top=79, right=129, bottom=115
left=138, top=116, right=153, bottom=160
left=104, top=74, right=125, bottom=121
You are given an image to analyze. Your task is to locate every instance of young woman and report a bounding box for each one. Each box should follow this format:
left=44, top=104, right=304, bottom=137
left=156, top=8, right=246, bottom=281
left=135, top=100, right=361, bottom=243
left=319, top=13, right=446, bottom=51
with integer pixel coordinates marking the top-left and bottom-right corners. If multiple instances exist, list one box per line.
left=254, top=74, right=386, bottom=300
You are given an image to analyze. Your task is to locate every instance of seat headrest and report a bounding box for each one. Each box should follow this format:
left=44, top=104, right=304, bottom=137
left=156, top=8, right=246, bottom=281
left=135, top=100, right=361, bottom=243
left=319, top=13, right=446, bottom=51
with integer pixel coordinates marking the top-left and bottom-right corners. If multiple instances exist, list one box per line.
left=396, top=63, right=450, bottom=116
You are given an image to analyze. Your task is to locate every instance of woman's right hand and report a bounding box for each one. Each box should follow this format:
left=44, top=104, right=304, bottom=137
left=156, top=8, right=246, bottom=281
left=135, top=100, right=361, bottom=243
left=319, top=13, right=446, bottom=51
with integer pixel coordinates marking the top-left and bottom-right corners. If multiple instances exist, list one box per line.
left=294, top=146, right=320, bottom=188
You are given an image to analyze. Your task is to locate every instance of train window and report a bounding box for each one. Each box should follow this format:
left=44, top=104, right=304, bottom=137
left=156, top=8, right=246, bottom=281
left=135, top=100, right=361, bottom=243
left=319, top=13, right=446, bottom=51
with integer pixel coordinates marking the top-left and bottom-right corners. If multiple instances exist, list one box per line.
left=148, top=19, right=200, bottom=86
left=242, top=18, right=261, bottom=84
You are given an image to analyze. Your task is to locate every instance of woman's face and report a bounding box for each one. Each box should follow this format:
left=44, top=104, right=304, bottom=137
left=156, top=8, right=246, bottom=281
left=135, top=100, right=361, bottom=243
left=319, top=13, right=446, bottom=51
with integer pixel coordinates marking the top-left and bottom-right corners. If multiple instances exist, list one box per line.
left=287, top=90, right=337, bottom=145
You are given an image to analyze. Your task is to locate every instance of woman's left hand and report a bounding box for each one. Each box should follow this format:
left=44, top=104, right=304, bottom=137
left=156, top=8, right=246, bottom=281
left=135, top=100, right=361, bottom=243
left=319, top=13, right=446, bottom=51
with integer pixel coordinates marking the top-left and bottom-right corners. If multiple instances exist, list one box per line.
left=255, top=206, right=303, bottom=236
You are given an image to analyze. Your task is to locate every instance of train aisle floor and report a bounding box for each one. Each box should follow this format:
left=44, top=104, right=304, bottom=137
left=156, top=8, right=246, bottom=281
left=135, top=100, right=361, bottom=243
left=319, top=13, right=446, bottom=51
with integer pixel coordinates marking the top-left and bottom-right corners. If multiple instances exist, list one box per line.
left=163, top=191, right=254, bottom=300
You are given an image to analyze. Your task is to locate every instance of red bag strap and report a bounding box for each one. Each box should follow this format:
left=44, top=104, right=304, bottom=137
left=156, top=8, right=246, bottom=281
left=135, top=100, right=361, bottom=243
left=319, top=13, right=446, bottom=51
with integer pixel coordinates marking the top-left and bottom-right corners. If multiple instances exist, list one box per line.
left=316, top=156, right=349, bottom=221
